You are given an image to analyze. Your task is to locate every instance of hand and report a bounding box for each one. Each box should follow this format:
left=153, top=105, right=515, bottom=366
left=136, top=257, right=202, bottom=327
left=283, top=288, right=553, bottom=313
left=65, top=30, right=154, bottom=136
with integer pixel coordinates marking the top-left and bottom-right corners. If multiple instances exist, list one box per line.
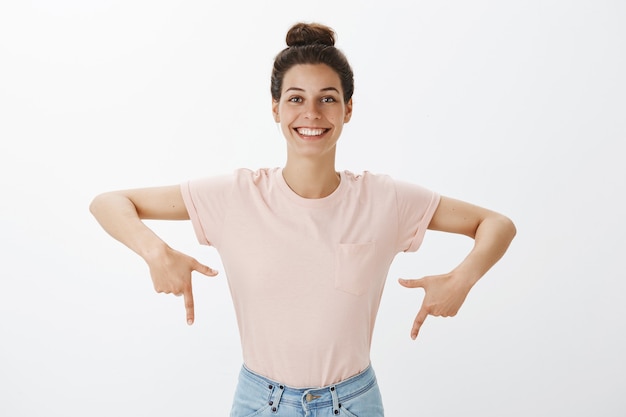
left=398, top=273, right=472, bottom=340
left=145, top=245, right=218, bottom=325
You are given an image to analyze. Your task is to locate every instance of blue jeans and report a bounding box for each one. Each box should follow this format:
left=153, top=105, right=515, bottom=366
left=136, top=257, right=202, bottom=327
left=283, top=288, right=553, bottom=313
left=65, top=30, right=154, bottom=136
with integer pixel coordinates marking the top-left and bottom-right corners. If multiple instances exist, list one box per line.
left=230, top=364, right=385, bottom=417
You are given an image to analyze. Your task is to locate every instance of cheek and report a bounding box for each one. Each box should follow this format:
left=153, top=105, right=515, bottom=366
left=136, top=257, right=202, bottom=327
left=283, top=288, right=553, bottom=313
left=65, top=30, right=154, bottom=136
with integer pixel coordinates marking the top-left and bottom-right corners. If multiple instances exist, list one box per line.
left=331, top=107, right=347, bottom=122
left=328, top=113, right=342, bottom=124
left=280, top=118, right=293, bottom=135
left=325, top=110, right=338, bottom=122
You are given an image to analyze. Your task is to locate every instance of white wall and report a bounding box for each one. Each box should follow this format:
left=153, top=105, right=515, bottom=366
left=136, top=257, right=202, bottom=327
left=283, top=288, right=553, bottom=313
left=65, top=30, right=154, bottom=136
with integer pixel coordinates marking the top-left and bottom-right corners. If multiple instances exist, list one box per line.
left=1, top=1, right=624, bottom=416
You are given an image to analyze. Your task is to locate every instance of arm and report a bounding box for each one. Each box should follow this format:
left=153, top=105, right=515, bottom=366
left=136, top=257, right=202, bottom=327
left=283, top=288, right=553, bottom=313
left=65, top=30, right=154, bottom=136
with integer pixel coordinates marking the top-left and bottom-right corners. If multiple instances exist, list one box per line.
left=89, top=186, right=218, bottom=325
left=399, top=196, right=516, bottom=339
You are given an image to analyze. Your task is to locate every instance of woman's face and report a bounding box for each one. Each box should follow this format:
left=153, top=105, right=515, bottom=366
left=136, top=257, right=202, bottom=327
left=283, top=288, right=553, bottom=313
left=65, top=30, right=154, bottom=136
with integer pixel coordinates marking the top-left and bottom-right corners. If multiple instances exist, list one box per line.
left=272, top=64, right=352, bottom=160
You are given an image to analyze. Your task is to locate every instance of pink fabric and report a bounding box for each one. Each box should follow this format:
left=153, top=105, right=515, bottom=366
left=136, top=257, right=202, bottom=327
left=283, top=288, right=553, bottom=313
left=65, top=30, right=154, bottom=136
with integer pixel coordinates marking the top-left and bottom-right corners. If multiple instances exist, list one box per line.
left=181, top=168, right=440, bottom=388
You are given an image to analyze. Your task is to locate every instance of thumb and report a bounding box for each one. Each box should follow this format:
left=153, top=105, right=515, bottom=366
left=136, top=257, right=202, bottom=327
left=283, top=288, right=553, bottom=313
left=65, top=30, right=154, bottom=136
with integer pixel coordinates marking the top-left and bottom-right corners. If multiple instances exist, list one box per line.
left=398, top=277, right=426, bottom=289
left=193, top=260, right=219, bottom=277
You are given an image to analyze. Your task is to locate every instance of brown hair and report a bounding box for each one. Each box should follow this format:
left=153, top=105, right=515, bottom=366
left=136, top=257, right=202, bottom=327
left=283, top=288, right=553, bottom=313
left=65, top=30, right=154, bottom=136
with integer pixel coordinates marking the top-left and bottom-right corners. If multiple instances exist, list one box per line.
left=271, top=22, right=354, bottom=104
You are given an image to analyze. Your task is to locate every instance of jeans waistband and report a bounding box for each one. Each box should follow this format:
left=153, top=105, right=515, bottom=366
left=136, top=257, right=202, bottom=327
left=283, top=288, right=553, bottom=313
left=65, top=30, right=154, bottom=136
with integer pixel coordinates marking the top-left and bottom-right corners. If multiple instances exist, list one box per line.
left=240, top=364, right=377, bottom=412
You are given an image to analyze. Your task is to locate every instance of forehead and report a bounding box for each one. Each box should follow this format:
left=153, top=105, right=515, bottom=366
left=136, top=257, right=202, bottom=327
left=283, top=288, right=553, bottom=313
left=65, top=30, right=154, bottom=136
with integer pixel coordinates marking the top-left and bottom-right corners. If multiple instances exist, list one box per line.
left=282, top=64, right=343, bottom=92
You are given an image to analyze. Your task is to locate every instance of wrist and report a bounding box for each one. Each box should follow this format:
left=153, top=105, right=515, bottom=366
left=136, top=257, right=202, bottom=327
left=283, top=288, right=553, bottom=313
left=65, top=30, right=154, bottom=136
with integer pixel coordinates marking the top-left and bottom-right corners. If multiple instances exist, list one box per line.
left=135, top=231, right=169, bottom=263
left=450, top=265, right=482, bottom=289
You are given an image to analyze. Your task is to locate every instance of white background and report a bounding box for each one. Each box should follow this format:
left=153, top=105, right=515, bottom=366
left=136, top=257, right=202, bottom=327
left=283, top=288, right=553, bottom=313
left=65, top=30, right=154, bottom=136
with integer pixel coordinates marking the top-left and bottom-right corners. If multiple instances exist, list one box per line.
left=1, top=1, right=624, bottom=416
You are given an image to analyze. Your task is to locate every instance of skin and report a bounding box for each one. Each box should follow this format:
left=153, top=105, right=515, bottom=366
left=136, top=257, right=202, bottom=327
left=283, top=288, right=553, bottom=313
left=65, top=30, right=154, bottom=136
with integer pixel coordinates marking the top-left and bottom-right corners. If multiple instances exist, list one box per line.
left=272, top=64, right=352, bottom=198
left=89, top=63, right=516, bottom=338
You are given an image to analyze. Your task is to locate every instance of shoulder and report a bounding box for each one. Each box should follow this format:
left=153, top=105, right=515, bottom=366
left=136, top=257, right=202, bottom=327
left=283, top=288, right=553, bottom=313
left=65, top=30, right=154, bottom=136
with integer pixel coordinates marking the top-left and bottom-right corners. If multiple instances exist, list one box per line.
left=183, top=168, right=279, bottom=208
left=188, top=168, right=277, bottom=186
left=341, top=170, right=394, bottom=188
left=341, top=170, right=438, bottom=204
left=233, top=167, right=280, bottom=188
left=235, top=167, right=277, bottom=179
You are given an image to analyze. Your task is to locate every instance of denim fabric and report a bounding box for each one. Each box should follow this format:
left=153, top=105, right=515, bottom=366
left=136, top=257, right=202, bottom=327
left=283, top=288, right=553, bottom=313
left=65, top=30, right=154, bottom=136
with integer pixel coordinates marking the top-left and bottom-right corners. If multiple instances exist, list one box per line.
left=230, top=364, right=384, bottom=417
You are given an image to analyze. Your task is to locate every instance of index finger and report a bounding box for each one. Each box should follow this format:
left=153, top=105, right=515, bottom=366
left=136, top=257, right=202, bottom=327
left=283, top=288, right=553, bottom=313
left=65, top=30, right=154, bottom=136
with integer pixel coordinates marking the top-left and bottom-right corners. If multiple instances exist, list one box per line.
left=411, top=305, right=429, bottom=340
left=184, top=287, right=195, bottom=325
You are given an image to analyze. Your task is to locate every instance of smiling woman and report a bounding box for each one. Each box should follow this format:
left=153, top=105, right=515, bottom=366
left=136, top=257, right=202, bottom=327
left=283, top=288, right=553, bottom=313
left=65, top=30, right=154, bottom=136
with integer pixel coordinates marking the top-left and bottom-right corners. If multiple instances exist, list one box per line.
left=89, top=21, right=516, bottom=416
left=274, top=63, right=352, bottom=195
left=271, top=23, right=354, bottom=199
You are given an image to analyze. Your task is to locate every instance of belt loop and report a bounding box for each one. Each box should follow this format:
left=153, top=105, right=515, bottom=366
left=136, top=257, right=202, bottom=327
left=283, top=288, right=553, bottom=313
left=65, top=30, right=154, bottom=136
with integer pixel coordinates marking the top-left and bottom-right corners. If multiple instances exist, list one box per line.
left=330, top=385, right=340, bottom=415
left=270, top=383, right=285, bottom=413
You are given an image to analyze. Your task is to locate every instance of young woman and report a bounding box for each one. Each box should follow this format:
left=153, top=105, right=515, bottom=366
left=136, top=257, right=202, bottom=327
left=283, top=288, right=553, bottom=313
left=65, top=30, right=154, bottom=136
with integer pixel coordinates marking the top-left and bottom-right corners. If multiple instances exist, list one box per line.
left=90, top=22, right=516, bottom=417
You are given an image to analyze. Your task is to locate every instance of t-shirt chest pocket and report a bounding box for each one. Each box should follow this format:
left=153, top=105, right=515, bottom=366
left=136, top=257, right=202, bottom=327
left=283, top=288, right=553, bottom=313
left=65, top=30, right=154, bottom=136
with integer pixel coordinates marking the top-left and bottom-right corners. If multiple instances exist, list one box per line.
left=334, top=242, right=376, bottom=296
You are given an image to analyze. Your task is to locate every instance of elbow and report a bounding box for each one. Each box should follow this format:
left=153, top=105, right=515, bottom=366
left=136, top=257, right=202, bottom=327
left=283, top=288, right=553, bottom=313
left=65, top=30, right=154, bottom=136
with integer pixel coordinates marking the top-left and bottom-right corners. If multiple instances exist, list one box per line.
left=470, top=213, right=516, bottom=242
left=499, top=214, right=517, bottom=243
left=89, top=191, right=118, bottom=219
left=89, top=193, right=108, bottom=218
left=475, top=213, right=516, bottom=243
left=89, top=191, right=139, bottom=222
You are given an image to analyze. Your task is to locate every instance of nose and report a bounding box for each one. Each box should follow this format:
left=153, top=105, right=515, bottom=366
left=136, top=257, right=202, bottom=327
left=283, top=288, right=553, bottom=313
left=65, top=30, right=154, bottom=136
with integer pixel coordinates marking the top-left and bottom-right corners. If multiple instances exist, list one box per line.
left=303, top=101, right=321, bottom=119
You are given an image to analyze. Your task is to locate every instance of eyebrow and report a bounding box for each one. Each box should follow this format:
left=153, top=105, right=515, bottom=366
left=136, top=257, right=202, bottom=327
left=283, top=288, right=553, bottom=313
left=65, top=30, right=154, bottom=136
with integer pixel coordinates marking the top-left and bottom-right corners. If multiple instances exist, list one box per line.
left=285, top=87, right=341, bottom=94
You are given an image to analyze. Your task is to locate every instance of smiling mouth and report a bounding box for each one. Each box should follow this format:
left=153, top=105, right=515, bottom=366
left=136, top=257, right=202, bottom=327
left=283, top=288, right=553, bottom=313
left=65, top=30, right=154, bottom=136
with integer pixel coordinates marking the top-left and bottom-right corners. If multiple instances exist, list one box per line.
left=295, top=127, right=330, bottom=137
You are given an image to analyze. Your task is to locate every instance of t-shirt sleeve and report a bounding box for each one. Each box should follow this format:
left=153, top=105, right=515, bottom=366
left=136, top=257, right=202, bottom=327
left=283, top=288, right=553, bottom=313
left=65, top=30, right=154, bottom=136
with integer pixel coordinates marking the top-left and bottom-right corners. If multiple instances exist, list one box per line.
left=180, top=174, right=234, bottom=246
left=394, top=180, right=441, bottom=252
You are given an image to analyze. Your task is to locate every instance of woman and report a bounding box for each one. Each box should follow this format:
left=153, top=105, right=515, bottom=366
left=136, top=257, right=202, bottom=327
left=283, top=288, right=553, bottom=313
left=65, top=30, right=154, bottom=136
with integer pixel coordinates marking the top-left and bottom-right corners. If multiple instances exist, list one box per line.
left=90, top=22, right=516, bottom=417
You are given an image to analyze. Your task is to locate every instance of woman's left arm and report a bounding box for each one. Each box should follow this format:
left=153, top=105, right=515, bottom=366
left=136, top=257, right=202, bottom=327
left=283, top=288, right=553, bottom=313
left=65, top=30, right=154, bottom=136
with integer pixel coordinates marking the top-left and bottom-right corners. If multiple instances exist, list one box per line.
left=399, top=196, right=517, bottom=340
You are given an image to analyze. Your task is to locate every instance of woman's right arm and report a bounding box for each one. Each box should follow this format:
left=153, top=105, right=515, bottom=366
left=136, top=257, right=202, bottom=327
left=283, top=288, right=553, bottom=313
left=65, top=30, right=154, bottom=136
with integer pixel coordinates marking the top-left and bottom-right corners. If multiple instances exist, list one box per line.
left=89, top=186, right=218, bottom=325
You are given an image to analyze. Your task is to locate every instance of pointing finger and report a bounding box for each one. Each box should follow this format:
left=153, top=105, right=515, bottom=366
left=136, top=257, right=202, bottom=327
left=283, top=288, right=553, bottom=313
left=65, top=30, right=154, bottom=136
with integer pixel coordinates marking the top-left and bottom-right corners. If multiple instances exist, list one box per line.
left=184, top=287, right=195, bottom=326
left=411, top=305, right=429, bottom=340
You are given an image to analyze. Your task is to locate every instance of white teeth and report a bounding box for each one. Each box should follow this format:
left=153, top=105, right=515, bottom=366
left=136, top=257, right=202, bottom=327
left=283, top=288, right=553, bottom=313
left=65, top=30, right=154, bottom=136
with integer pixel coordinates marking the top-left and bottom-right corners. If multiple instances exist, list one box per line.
left=297, top=128, right=326, bottom=136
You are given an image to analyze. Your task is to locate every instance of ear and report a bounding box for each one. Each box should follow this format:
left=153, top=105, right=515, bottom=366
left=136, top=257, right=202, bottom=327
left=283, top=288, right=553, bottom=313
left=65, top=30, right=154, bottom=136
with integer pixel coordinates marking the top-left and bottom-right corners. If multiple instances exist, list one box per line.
left=343, top=98, right=353, bottom=123
left=272, top=99, right=280, bottom=122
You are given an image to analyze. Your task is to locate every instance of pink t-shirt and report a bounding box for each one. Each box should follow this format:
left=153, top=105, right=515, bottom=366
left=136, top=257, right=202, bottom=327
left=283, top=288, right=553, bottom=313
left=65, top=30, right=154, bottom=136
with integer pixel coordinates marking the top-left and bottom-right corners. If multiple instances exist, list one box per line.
left=181, top=168, right=440, bottom=388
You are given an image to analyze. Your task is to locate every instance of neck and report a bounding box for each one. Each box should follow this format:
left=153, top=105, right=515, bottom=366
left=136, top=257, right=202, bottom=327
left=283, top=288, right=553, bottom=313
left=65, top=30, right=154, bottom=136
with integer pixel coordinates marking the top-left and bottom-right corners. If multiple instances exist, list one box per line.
left=282, top=157, right=340, bottom=199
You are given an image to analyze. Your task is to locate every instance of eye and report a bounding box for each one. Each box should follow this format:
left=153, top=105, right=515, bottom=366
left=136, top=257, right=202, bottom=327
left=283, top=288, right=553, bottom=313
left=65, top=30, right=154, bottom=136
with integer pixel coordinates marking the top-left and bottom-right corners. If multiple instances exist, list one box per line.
left=288, top=96, right=303, bottom=103
left=321, top=96, right=336, bottom=103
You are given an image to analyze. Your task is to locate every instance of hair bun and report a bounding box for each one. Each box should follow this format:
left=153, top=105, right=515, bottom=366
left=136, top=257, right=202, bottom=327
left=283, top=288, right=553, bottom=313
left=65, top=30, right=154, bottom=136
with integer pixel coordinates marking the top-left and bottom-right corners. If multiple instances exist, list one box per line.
left=286, top=22, right=336, bottom=47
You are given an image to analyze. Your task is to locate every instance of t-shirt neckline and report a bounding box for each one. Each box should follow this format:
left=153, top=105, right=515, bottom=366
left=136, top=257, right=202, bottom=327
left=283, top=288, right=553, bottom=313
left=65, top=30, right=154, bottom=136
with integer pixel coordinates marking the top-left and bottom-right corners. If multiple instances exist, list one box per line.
left=275, top=167, right=347, bottom=208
